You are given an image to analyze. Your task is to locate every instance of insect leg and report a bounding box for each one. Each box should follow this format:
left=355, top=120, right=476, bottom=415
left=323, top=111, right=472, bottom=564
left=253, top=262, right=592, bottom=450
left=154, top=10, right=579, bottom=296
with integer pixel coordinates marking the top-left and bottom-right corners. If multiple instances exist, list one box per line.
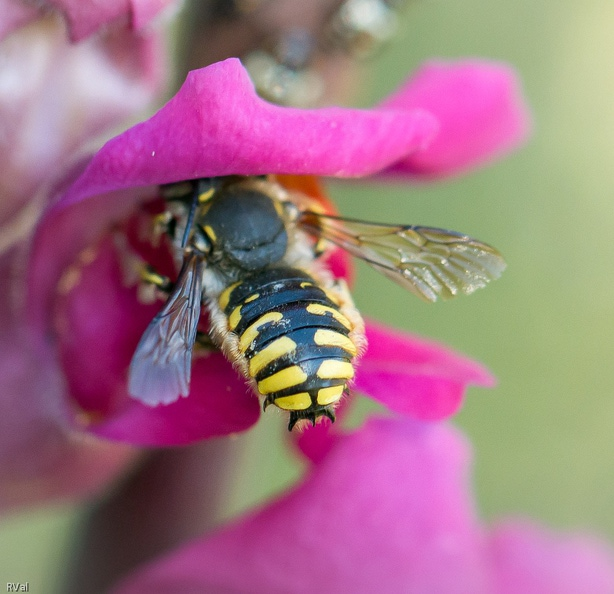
left=152, top=211, right=176, bottom=239
left=140, top=264, right=173, bottom=293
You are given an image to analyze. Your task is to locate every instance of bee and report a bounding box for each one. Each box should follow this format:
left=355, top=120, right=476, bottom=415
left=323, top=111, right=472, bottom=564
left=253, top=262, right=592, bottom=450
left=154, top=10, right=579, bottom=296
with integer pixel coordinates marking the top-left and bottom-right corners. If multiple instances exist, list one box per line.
left=128, top=175, right=505, bottom=430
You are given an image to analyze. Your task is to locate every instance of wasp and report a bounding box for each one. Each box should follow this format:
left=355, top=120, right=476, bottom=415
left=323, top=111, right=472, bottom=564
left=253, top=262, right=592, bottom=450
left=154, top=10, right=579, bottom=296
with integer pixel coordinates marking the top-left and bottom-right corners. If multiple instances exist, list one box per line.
left=128, top=175, right=505, bottom=430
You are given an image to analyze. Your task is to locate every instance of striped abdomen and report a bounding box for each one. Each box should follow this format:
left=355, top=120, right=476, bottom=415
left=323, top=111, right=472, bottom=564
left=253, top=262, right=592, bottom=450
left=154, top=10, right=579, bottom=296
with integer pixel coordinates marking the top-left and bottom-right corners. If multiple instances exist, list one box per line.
left=218, top=266, right=359, bottom=428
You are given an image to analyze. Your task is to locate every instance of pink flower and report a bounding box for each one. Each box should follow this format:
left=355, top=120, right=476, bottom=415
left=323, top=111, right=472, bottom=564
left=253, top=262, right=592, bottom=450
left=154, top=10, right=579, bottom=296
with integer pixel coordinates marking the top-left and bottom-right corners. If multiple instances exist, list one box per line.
left=0, top=3, right=171, bottom=510
left=5, top=56, right=527, bottom=508
left=111, top=417, right=614, bottom=594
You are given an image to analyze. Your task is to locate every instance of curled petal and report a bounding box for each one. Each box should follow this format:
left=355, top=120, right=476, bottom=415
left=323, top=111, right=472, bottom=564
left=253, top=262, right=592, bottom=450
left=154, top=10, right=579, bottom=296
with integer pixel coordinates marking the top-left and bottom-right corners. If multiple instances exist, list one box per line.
left=355, top=320, right=495, bottom=420
left=59, top=58, right=438, bottom=209
left=379, top=60, right=531, bottom=178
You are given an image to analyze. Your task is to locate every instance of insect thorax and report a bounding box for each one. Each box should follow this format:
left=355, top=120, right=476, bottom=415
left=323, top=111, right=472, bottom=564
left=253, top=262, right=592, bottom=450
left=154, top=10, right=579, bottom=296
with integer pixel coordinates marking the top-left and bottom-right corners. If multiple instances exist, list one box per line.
left=197, top=181, right=289, bottom=275
left=217, top=266, right=359, bottom=429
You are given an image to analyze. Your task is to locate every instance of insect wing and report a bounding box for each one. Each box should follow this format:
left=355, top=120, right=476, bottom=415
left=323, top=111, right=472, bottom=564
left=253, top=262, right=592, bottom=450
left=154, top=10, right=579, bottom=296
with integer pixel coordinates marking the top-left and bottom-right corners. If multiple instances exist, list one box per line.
left=128, top=252, right=205, bottom=405
left=301, top=213, right=506, bottom=302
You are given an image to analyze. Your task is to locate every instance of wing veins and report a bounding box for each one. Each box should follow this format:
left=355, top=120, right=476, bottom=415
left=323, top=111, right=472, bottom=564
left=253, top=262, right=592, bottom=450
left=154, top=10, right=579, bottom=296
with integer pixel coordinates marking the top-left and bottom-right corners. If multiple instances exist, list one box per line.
left=301, top=212, right=506, bottom=302
left=128, top=252, right=205, bottom=405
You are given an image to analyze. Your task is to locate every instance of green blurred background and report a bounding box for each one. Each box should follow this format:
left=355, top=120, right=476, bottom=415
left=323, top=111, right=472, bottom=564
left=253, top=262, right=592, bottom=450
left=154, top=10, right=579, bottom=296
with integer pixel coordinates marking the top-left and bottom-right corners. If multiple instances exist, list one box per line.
left=3, top=0, right=614, bottom=590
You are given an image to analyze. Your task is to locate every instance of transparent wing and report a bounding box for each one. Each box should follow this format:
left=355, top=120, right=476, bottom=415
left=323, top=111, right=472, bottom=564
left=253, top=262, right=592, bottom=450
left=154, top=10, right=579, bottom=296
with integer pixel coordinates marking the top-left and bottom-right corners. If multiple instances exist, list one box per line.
left=299, top=212, right=506, bottom=303
left=128, top=252, right=205, bottom=405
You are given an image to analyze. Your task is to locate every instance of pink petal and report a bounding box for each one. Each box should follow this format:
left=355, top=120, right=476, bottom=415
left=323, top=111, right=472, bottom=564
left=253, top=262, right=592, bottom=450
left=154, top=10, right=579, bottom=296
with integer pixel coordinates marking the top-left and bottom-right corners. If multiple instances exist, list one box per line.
left=0, top=247, right=136, bottom=512
left=0, top=15, right=164, bottom=236
left=291, top=398, right=349, bottom=464
left=42, top=0, right=178, bottom=41
left=0, top=0, right=178, bottom=42
left=53, top=235, right=164, bottom=416
left=111, top=418, right=491, bottom=593
left=92, top=354, right=260, bottom=446
left=379, top=60, right=530, bottom=178
left=355, top=320, right=495, bottom=420
left=59, top=58, right=438, bottom=209
left=111, top=418, right=614, bottom=593
left=28, top=182, right=149, bottom=335
left=489, top=521, right=614, bottom=594
left=48, top=0, right=130, bottom=41
left=295, top=321, right=494, bottom=463
left=131, top=0, right=178, bottom=31
left=0, top=0, right=39, bottom=41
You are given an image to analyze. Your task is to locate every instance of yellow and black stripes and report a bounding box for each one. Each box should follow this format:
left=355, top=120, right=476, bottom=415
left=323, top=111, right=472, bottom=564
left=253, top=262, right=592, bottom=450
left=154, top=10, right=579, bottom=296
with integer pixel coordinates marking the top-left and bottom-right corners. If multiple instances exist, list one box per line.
left=218, top=267, right=358, bottom=429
